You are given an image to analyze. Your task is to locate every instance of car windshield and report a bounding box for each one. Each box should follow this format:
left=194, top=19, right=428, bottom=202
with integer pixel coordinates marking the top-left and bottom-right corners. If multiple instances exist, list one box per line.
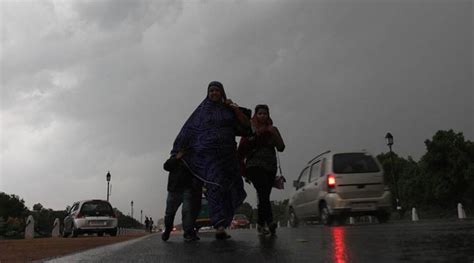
left=333, top=153, right=380, bottom=174
left=80, top=201, right=114, bottom=216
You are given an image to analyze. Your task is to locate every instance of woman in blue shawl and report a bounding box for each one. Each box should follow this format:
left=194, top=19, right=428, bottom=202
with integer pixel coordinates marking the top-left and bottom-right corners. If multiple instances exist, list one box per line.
left=171, top=81, right=249, bottom=239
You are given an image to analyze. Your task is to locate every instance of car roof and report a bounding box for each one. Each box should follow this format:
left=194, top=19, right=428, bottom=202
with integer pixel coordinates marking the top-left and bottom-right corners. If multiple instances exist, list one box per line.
left=307, top=150, right=375, bottom=165
left=75, top=199, right=110, bottom=205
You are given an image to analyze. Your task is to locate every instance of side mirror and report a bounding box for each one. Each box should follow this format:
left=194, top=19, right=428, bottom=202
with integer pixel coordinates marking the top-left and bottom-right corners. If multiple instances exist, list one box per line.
left=293, top=180, right=306, bottom=189
left=293, top=180, right=299, bottom=188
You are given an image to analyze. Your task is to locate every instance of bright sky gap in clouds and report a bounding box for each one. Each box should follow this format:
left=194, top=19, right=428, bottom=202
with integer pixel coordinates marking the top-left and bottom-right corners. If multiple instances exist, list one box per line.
left=1, top=0, right=472, bottom=222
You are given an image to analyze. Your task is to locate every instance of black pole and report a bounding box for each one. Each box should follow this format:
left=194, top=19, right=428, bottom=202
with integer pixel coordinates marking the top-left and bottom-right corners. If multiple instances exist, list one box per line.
left=388, top=145, right=402, bottom=213
left=106, top=171, right=111, bottom=202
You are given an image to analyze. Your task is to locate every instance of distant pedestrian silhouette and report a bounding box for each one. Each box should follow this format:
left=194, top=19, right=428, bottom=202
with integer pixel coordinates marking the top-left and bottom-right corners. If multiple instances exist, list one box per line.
left=144, top=216, right=150, bottom=232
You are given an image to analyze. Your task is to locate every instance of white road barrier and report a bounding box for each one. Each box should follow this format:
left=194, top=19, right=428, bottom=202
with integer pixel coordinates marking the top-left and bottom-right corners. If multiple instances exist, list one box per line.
left=349, top=217, right=355, bottom=225
left=412, top=208, right=419, bottom=222
left=25, top=215, right=35, bottom=239
left=457, top=203, right=467, bottom=219
left=52, top=218, right=60, bottom=237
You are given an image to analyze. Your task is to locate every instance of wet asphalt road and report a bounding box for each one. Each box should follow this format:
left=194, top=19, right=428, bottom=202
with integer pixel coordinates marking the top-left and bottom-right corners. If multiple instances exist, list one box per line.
left=48, top=220, right=474, bottom=263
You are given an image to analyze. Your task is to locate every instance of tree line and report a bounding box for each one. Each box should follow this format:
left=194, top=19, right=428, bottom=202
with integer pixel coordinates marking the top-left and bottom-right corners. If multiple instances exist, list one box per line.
left=377, top=129, right=473, bottom=217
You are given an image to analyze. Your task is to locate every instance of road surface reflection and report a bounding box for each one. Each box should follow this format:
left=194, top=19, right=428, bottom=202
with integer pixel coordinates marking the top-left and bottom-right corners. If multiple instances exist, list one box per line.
left=331, top=227, right=349, bottom=263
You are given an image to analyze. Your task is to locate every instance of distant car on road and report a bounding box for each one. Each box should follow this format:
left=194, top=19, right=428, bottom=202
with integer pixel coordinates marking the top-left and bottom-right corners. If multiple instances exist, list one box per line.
left=63, top=199, right=118, bottom=237
left=230, top=214, right=250, bottom=229
left=288, top=150, right=392, bottom=226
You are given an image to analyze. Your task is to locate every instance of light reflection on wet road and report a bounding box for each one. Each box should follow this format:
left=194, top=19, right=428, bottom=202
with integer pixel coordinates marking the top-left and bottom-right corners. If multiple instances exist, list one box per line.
left=331, top=227, right=348, bottom=263
left=49, top=220, right=474, bottom=263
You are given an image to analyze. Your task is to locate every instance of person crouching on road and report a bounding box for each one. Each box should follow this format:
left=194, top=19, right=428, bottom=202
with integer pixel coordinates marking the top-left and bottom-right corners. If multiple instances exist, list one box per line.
left=238, top=104, right=285, bottom=236
left=162, top=151, right=202, bottom=242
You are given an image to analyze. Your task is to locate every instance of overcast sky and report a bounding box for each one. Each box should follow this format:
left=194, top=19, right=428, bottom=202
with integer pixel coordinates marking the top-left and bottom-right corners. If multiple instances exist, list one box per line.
left=1, top=0, right=472, bottom=223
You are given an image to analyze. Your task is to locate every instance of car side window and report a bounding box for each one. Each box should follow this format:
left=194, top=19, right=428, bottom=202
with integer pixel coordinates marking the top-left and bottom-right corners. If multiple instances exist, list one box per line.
left=297, top=167, right=310, bottom=189
left=71, top=203, right=79, bottom=213
left=310, top=161, right=322, bottom=182
left=320, top=158, right=326, bottom=177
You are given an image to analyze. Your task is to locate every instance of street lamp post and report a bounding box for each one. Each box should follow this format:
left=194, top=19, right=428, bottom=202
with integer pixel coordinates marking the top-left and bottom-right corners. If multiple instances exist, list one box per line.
left=141, top=210, right=143, bottom=224
left=131, top=201, right=134, bottom=219
left=106, top=171, right=111, bottom=202
left=385, top=132, right=402, bottom=214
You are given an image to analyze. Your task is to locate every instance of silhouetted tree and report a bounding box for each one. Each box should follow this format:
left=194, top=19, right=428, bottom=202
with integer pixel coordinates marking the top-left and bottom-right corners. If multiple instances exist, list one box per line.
left=33, top=203, right=44, bottom=212
left=419, top=130, right=474, bottom=208
left=0, top=192, right=28, bottom=220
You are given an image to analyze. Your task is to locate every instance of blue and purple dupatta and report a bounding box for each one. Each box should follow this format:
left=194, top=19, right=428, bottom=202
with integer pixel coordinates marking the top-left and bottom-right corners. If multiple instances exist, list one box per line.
left=171, top=91, right=246, bottom=228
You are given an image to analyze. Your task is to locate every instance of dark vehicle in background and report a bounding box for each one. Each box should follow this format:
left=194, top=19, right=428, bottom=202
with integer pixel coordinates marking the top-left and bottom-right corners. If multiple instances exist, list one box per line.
left=230, top=214, right=250, bottom=229
left=195, top=196, right=212, bottom=229
left=63, top=199, right=118, bottom=237
left=289, top=150, right=392, bottom=226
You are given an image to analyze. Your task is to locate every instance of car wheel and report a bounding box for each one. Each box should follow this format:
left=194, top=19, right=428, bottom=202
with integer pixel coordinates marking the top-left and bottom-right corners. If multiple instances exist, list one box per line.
left=62, top=229, right=70, bottom=238
left=110, top=228, right=118, bottom=237
left=320, top=204, right=334, bottom=226
left=98, top=232, right=104, bottom=237
left=72, top=226, right=79, bottom=238
left=376, top=211, right=390, bottom=223
left=289, top=209, right=299, bottom=228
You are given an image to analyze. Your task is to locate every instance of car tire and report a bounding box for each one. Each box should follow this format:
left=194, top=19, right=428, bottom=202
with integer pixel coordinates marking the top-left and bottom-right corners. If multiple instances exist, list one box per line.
left=62, top=230, right=70, bottom=238
left=72, top=226, right=79, bottom=238
left=98, top=232, right=104, bottom=237
left=289, top=209, right=299, bottom=228
left=110, top=227, right=118, bottom=237
left=320, top=204, right=334, bottom=226
left=376, top=211, right=390, bottom=223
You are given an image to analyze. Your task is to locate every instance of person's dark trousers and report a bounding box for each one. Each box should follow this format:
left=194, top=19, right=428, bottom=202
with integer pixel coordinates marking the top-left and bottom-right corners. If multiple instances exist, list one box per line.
left=164, top=188, right=202, bottom=234
left=246, top=167, right=275, bottom=226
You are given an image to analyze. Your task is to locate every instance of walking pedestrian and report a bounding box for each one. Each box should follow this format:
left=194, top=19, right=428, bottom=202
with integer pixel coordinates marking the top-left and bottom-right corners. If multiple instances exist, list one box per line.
left=171, top=81, right=250, bottom=239
left=162, top=151, right=202, bottom=242
left=144, top=216, right=150, bottom=232
left=238, top=104, right=285, bottom=236
left=149, top=217, right=154, bottom=233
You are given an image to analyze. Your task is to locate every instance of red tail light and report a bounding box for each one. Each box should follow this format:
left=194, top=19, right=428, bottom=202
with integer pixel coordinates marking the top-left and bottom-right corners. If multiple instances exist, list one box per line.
left=76, top=213, right=84, bottom=218
left=112, top=213, right=117, bottom=218
left=328, top=174, right=336, bottom=187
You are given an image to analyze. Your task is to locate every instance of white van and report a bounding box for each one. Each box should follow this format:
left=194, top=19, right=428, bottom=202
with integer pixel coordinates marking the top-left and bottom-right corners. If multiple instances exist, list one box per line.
left=288, top=150, right=392, bottom=226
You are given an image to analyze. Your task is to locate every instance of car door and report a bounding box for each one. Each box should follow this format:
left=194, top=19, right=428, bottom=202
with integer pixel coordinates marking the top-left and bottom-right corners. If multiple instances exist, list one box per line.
left=64, top=203, right=78, bottom=232
left=303, top=160, right=324, bottom=217
left=291, top=166, right=310, bottom=217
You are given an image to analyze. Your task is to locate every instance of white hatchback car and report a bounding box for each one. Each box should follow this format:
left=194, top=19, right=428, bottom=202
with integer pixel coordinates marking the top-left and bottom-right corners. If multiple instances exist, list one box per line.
left=288, top=151, right=392, bottom=226
left=63, top=199, right=118, bottom=237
